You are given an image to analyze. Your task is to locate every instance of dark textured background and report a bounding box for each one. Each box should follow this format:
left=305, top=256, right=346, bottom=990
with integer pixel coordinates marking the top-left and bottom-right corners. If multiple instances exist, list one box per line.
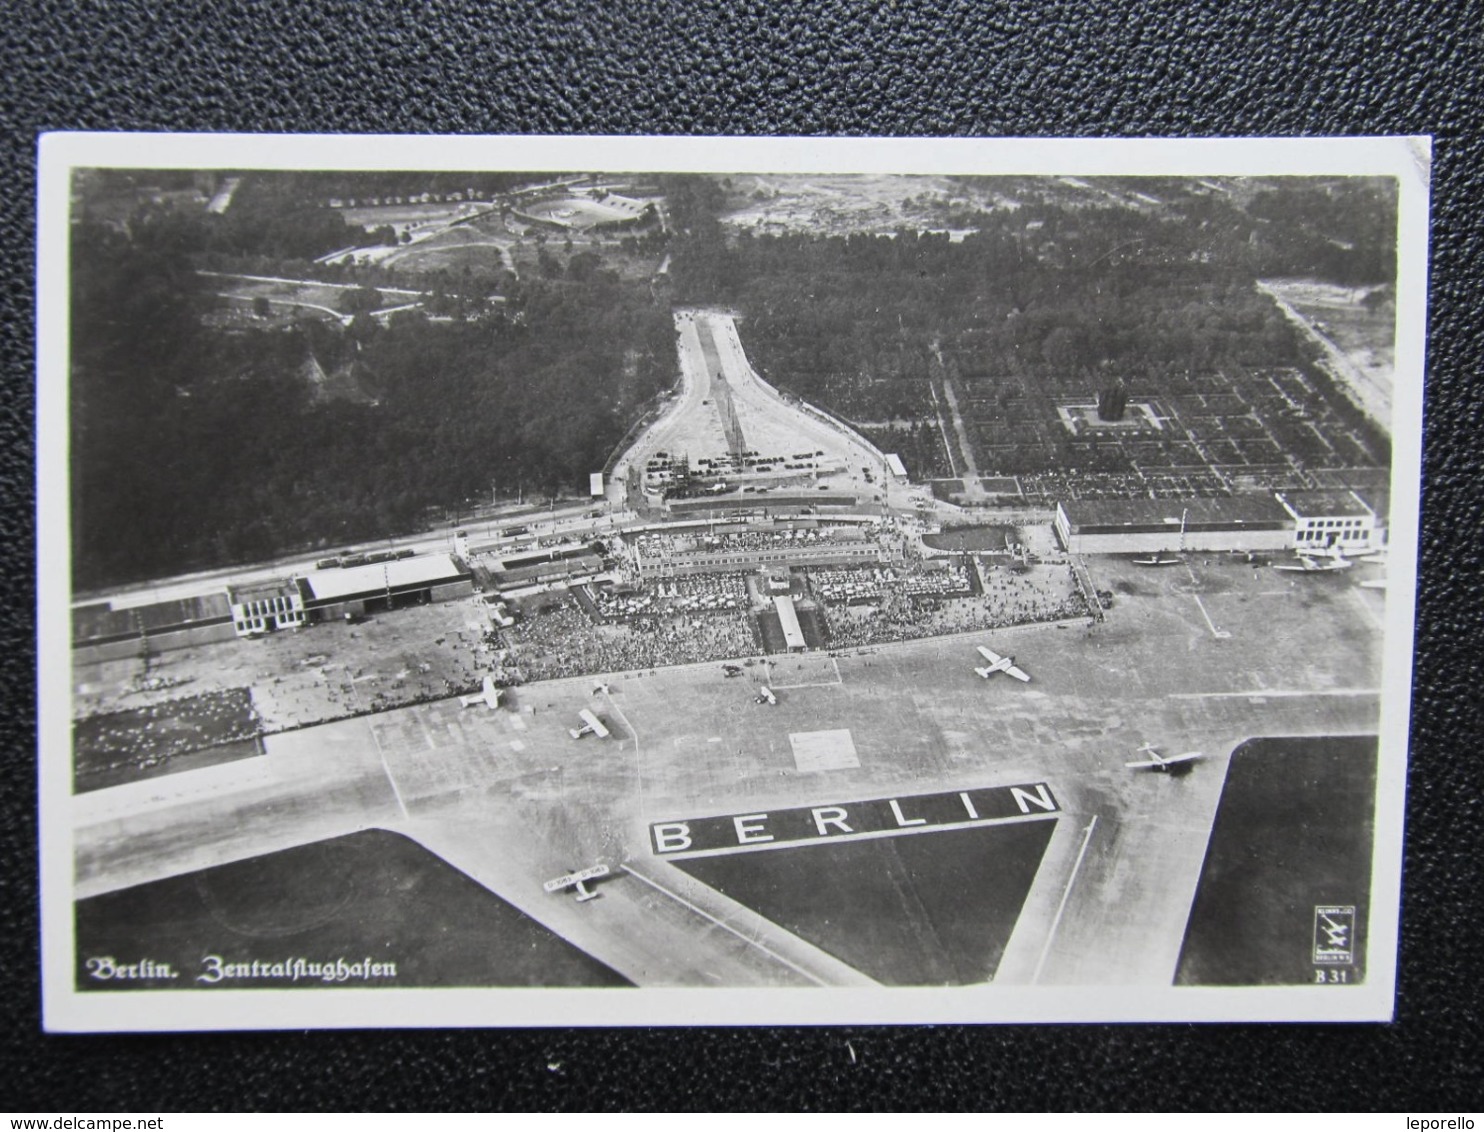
left=4, top=0, right=1481, bottom=1112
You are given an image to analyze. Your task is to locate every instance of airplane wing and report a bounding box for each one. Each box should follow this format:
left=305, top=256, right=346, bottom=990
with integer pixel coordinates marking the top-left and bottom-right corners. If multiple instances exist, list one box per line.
left=543, top=865, right=609, bottom=893
left=1162, top=751, right=1204, bottom=765
left=1124, top=757, right=1167, bottom=769
left=977, top=645, right=1003, bottom=664
left=1005, top=664, right=1031, bottom=682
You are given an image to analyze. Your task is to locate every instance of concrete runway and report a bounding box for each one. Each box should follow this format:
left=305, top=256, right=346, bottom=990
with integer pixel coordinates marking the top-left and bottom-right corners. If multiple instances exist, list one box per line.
left=72, top=548, right=1382, bottom=988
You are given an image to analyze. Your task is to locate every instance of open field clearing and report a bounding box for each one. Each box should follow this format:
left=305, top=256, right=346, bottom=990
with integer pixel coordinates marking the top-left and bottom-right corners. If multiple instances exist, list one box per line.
left=336, top=201, right=490, bottom=230
left=1258, top=279, right=1395, bottom=432
left=517, top=195, right=652, bottom=230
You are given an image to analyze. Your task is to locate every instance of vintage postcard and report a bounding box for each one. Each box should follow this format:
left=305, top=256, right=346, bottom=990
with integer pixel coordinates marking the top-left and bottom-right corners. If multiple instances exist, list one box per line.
left=37, top=134, right=1429, bottom=1029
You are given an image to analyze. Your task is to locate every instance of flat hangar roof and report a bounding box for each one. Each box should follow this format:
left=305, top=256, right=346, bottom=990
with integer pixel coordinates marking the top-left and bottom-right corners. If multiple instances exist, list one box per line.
left=301, top=553, right=467, bottom=603
left=1059, top=495, right=1291, bottom=532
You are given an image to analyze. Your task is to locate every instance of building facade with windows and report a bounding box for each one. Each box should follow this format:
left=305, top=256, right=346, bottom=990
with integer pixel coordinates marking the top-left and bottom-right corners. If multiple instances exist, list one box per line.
left=1275, top=490, right=1379, bottom=551
left=227, top=580, right=306, bottom=637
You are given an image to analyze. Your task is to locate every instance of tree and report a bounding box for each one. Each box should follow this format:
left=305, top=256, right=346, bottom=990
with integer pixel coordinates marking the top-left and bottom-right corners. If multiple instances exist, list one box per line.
left=339, top=286, right=383, bottom=315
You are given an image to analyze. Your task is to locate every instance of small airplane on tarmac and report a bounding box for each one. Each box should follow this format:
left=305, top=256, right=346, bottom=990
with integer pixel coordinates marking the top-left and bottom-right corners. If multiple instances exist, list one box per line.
left=459, top=675, right=503, bottom=710
left=543, top=864, right=610, bottom=903
left=568, top=708, right=611, bottom=740
left=974, top=645, right=1031, bottom=683
left=1132, top=551, right=1182, bottom=567
left=755, top=686, right=777, bottom=705
left=1125, top=742, right=1205, bottom=772
left=1273, top=545, right=1353, bottom=573
left=1270, top=537, right=1359, bottom=575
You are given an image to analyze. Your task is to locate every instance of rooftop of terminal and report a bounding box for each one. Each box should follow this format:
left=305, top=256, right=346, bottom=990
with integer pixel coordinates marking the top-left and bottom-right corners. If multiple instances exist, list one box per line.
left=1275, top=489, right=1376, bottom=520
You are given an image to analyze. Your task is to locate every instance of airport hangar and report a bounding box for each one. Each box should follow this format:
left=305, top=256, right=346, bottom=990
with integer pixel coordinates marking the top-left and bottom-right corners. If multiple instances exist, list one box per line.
left=287, top=553, right=473, bottom=625
left=71, top=553, right=474, bottom=663
left=1053, top=490, right=1383, bottom=555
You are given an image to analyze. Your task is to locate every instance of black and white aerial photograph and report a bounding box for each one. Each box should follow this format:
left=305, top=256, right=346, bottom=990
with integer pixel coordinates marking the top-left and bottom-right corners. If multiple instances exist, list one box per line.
left=37, top=135, right=1428, bottom=1029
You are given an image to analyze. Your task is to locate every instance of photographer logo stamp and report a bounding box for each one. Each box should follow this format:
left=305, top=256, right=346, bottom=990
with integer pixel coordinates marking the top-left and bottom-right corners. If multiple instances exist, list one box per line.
left=1313, top=905, right=1356, bottom=966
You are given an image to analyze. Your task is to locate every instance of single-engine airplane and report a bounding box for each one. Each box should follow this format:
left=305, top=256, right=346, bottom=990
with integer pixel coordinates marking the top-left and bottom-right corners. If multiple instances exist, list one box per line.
left=568, top=708, right=611, bottom=740
left=974, top=645, right=1031, bottom=682
left=1273, top=547, right=1353, bottom=573
left=1125, top=742, right=1205, bottom=772
left=459, top=675, right=503, bottom=710
left=543, top=864, right=610, bottom=903
left=1274, top=538, right=1355, bottom=572
left=755, top=686, right=777, bottom=705
left=1132, top=551, right=1182, bottom=567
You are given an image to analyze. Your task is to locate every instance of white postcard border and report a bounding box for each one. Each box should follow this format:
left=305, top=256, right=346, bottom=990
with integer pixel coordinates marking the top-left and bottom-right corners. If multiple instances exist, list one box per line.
left=37, top=133, right=1430, bottom=1030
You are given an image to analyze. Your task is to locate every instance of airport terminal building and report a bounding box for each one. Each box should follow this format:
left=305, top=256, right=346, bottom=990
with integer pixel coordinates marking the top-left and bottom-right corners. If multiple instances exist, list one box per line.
left=228, top=580, right=306, bottom=637
left=1276, top=489, right=1379, bottom=551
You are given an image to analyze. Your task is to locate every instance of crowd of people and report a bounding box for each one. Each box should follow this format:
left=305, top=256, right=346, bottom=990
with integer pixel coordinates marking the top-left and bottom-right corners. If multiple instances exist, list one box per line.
left=74, top=687, right=260, bottom=782
left=807, top=567, right=887, bottom=604
left=821, top=591, right=1088, bottom=650
left=586, top=586, right=656, bottom=620
left=630, top=523, right=879, bottom=562
left=654, top=573, right=749, bottom=611
left=497, top=595, right=760, bottom=682
left=806, top=563, right=972, bottom=604
left=497, top=555, right=1090, bottom=680
left=587, top=573, right=749, bottom=620
left=817, top=564, right=1090, bottom=651
left=899, top=564, right=974, bottom=598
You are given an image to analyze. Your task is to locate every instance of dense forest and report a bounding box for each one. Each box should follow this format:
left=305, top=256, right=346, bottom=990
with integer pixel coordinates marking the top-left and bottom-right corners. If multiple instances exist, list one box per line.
left=69, top=177, right=675, bottom=589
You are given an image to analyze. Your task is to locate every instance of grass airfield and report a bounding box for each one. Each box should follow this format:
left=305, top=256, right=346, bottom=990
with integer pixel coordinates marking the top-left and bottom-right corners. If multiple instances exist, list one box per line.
left=72, top=551, right=1383, bottom=989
